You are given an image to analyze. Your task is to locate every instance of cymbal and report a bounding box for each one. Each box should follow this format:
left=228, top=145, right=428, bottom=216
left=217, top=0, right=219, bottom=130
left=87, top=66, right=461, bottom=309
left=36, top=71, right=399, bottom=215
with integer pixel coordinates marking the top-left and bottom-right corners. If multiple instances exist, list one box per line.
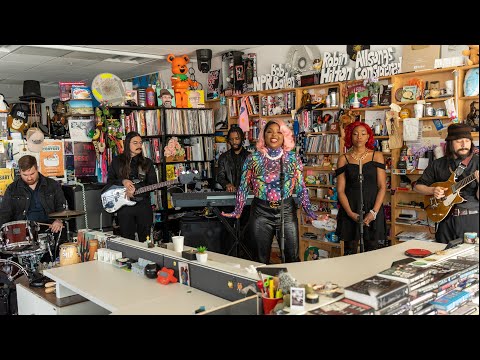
left=49, top=209, right=85, bottom=218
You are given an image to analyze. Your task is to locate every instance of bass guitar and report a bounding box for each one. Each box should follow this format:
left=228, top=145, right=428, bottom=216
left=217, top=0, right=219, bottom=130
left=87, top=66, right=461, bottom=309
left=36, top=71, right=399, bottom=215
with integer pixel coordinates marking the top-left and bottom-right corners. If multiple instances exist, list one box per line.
left=101, top=172, right=196, bottom=213
left=424, top=171, right=478, bottom=223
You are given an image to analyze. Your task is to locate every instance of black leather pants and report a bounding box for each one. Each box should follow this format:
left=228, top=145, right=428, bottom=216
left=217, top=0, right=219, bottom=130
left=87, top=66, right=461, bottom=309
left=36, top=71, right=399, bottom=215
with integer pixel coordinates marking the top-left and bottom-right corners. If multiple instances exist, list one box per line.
left=248, top=197, right=299, bottom=264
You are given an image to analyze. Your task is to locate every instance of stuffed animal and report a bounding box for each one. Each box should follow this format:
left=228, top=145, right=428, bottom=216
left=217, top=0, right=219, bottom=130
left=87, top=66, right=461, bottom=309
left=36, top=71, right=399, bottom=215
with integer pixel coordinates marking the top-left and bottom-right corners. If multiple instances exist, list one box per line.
left=167, top=54, right=199, bottom=108
left=462, top=45, right=479, bottom=66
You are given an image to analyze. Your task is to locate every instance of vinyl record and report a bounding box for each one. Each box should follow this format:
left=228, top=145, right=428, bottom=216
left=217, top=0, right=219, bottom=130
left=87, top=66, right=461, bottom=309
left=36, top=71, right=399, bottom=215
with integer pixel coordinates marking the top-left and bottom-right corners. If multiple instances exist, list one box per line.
left=404, top=248, right=432, bottom=258
left=91, top=73, right=125, bottom=106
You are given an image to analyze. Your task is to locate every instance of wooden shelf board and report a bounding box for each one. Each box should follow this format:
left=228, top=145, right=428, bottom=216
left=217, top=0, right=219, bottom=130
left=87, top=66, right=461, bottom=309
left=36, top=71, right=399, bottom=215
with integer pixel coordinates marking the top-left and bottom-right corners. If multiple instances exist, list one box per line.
left=459, top=96, right=479, bottom=100
left=395, top=97, right=452, bottom=105
left=350, top=105, right=390, bottom=111
left=300, top=237, right=341, bottom=248
left=374, top=136, right=389, bottom=139
left=307, top=131, right=340, bottom=135
left=395, top=65, right=472, bottom=78
left=310, top=197, right=337, bottom=202
left=261, top=114, right=292, bottom=118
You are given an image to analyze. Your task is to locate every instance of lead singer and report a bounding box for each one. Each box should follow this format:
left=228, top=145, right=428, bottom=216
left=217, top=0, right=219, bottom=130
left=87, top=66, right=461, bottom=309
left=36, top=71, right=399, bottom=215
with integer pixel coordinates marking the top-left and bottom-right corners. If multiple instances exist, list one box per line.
left=222, top=119, right=317, bottom=264
left=335, top=121, right=387, bottom=255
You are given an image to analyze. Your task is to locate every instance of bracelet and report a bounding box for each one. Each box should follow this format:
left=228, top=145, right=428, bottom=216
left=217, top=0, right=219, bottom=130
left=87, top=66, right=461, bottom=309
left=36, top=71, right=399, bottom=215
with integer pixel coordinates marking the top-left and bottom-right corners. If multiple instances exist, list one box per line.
left=369, top=209, right=377, bottom=220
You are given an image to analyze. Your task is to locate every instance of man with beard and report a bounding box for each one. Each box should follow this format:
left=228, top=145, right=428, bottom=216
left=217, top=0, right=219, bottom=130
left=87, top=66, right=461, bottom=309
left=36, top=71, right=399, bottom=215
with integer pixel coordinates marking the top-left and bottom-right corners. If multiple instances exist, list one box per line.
left=104, top=131, right=157, bottom=242
left=414, top=124, right=479, bottom=243
left=216, top=126, right=250, bottom=257
left=217, top=126, right=249, bottom=193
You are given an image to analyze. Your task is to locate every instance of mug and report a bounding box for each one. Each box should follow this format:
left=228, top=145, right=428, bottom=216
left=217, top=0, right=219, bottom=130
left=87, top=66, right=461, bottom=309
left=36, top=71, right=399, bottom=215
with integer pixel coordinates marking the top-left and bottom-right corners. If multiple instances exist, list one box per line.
left=414, top=103, right=424, bottom=118
left=445, top=80, right=454, bottom=95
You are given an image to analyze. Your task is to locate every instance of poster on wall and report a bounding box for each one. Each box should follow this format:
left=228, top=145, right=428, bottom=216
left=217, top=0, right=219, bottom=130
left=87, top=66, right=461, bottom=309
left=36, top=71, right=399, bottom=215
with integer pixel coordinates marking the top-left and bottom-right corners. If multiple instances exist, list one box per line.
left=0, top=167, right=14, bottom=198
left=207, top=70, right=221, bottom=100
left=74, top=142, right=96, bottom=177
left=39, top=140, right=64, bottom=177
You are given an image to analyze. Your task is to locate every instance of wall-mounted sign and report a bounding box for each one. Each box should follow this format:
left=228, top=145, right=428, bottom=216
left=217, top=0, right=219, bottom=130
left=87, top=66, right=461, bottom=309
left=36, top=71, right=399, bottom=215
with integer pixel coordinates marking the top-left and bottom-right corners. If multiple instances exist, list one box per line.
left=319, top=47, right=401, bottom=84
left=253, top=64, right=295, bottom=91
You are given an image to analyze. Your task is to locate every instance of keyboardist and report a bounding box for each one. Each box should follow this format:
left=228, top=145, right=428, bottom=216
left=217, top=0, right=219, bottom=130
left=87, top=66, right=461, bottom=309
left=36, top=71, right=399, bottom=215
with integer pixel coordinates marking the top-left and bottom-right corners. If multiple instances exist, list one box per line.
left=216, top=127, right=251, bottom=257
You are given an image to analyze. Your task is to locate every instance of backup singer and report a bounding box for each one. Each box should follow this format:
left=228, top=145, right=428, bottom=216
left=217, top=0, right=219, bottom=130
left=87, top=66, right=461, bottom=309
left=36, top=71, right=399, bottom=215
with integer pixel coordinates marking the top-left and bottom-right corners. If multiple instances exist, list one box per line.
left=335, top=121, right=387, bottom=255
left=105, top=131, right=157, bottom=242
left=222, top=119, right=317, bottom=264
left=414, top=124, right=479, bottom=243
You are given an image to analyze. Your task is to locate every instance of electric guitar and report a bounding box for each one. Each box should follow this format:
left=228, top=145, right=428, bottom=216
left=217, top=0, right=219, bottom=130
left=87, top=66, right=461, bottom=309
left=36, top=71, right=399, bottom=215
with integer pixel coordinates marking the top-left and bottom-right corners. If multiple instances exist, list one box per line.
left=424, top=171, right=478, bottom=223
left=101, top=172, right=197, bottom=213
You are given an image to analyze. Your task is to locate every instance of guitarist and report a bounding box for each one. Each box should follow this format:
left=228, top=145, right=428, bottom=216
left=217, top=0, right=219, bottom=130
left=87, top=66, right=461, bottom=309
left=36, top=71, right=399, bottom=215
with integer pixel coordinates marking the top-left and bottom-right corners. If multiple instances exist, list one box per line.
left=414, top=124, right=479, bottom=243
left=105, top=131, right=157, bottom=242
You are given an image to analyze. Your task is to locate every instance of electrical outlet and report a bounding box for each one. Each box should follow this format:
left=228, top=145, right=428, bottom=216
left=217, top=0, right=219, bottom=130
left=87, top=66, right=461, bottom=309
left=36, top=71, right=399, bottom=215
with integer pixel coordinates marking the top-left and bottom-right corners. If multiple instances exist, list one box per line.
left=422, top=125, right=432, bottom=131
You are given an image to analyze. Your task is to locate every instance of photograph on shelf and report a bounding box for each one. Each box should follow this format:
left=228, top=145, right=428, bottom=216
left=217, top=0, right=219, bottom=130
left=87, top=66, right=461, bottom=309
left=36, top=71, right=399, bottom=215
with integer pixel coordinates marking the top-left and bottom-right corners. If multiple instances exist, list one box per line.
left=157, top=88, right=176, bottom=108
left=69, top=118, right=95, bottom=142
left=178, top=262, right=190, bottom=286
left=125, top=89, right=138, bottom=106
left=186, top=89, right=205, bottom=108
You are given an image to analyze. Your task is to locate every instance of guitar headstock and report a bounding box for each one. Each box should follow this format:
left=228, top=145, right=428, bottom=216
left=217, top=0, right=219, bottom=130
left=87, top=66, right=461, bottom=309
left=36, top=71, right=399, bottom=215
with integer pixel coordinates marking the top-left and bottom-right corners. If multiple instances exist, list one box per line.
left=178, top=170, right=200, bottom=185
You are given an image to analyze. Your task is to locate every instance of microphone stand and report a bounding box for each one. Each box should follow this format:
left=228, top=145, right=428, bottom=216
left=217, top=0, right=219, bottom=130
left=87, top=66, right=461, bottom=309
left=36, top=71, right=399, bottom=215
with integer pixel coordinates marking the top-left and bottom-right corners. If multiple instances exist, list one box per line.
left=358, top=159, right=365, bottom=253
left=279, top=155, right=286, bottom=263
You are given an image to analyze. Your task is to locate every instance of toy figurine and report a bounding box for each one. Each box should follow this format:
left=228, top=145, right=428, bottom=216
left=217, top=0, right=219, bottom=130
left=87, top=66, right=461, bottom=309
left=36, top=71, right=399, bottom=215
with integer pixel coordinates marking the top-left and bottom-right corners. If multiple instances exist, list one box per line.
left=167, top=54, right=199, bottom=108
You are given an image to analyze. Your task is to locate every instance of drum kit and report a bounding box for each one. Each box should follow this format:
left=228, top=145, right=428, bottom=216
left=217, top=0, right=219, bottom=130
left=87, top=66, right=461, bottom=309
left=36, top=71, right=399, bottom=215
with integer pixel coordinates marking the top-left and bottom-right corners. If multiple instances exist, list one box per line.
left=0, top=210, right=85, bottom=288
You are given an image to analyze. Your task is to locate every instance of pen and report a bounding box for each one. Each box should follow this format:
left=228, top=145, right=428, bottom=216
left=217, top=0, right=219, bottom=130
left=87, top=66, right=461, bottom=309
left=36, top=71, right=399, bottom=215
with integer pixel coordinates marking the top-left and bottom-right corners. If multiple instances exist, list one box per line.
left=269, top=277, right=274, bottom=298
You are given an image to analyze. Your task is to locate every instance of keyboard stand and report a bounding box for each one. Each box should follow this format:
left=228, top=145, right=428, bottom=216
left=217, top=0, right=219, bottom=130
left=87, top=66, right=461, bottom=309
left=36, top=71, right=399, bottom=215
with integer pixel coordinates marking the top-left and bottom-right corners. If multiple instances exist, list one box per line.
left=209, top=207, right=253, bottom=261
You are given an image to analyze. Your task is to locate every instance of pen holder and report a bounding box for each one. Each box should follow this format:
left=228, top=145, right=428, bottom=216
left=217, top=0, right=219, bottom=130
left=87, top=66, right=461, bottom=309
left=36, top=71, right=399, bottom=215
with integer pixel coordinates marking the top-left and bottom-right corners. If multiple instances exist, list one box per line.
left=262, top=294, right=283, bottom=315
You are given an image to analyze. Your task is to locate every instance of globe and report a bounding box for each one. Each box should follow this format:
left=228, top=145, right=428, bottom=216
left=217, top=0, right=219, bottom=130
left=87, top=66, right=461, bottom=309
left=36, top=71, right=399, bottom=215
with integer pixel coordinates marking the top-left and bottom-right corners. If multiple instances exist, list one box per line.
left=464, top=68, right=479, bottom=97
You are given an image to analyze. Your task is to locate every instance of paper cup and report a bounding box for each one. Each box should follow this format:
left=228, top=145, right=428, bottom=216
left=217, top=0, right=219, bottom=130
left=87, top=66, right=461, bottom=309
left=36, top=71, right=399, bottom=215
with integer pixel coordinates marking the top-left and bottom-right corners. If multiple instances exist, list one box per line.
left=172, top=236, right=184, bottom=252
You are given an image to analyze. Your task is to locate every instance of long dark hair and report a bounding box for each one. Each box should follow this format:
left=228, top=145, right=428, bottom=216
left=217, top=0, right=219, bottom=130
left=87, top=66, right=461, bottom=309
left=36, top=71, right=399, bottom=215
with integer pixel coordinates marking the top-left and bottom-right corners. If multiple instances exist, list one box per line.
left=119, top=131, right=149, bottom=179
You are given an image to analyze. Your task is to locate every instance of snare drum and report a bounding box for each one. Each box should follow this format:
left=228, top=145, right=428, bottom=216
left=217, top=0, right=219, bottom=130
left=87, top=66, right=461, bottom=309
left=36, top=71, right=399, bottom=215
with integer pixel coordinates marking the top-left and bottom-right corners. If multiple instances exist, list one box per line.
left=59, top=242, right=80, bottom=266
left=0, top=220, right=39, bottom=252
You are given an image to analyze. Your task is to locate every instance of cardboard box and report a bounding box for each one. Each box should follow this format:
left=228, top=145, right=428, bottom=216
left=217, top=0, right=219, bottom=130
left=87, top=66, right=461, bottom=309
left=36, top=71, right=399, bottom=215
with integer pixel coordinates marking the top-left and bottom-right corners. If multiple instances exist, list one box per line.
left=401, top=45, right=441, bottom=73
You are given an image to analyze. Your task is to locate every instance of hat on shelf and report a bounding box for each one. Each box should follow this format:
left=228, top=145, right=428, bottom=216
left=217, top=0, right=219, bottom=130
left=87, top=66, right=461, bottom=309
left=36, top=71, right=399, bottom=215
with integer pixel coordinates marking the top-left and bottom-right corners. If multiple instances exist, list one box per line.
left=10, top=102, right=29, bottom=121
left=445, top=123, right=473, bottom=141
left=26, top=127, right=45, bottom=153
left=19, top=80, right=45, bottom=103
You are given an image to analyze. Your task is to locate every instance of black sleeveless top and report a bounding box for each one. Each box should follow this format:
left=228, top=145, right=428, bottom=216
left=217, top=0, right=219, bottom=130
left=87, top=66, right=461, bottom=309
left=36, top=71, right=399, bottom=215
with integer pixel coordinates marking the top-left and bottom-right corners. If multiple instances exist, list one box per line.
left=334, top=151, right=387, bottom=242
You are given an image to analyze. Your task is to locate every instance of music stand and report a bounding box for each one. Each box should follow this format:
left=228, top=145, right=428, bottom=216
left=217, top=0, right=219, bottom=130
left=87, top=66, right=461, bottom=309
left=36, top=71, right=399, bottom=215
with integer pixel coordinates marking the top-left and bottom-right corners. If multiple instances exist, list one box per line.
left=209, top=207, right=253, bottom=260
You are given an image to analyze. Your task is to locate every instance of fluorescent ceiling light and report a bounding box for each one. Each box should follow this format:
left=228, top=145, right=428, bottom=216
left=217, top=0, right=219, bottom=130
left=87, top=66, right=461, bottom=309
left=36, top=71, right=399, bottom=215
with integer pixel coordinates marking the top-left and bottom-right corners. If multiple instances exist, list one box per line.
left=23, top=45, right=197, bottom=62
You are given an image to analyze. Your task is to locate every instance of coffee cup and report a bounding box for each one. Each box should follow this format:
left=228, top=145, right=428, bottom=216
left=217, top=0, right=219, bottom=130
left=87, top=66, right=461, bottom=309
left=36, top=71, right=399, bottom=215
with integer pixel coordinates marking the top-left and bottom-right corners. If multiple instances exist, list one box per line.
left=172, top=236, right=184, bottom=252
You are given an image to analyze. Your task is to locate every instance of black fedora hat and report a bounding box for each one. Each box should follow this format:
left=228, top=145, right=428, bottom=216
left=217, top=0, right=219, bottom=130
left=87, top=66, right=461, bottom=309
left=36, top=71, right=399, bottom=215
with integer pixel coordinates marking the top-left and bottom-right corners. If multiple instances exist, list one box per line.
left=19, top=80, right=45, bottom=103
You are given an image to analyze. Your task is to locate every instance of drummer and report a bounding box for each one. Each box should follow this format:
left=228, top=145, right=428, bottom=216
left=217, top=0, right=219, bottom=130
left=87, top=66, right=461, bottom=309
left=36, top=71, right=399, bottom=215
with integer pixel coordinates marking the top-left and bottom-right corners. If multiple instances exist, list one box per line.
left=0, top=155, right=65, bottom=233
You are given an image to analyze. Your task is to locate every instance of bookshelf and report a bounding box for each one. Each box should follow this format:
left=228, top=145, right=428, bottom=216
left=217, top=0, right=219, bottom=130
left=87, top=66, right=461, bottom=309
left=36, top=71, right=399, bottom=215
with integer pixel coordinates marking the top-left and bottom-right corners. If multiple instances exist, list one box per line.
left=106, top=106, right=215, bottom=242
left=222, top=64, right=477, bottom=257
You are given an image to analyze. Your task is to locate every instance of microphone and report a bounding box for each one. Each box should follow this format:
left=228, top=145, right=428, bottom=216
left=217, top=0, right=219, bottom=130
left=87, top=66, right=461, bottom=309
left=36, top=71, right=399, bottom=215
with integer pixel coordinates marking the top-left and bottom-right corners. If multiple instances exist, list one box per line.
left=359, top=159, right=362, bottom=175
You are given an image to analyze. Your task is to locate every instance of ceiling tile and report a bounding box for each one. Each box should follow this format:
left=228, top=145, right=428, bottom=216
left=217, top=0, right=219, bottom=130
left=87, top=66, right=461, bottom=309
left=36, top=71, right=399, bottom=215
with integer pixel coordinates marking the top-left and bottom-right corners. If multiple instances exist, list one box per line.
left=0, top=61, right=37, bottom=72
left=0, top=53, right=56, bottom=64
left=13, top=46, right=71, bottom=57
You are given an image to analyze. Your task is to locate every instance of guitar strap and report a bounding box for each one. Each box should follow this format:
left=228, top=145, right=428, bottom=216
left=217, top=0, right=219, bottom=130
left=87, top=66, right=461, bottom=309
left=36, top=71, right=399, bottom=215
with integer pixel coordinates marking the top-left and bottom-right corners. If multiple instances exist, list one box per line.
left=453, top=154, right=474, bottom=179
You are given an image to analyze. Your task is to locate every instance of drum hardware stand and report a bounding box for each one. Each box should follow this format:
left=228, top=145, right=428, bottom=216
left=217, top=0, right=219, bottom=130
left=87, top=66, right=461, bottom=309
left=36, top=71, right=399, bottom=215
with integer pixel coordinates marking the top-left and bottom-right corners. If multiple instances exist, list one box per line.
left=209, top=206, right=253, bottom=261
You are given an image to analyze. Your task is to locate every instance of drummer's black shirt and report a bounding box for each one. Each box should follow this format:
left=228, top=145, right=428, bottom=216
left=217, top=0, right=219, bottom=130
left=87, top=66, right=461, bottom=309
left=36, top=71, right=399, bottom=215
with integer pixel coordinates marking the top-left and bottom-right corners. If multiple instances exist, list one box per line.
left=26, top=184, right=49, bottom=223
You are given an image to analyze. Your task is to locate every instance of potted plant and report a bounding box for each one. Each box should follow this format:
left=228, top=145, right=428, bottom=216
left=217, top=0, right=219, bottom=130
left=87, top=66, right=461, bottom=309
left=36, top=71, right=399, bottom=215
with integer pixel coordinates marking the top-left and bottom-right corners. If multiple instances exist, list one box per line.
left=364, top=77, right=381, bottom=107
left=196, top=246, right=208, bottom=263
left=164, top=137, right=185, bottom=162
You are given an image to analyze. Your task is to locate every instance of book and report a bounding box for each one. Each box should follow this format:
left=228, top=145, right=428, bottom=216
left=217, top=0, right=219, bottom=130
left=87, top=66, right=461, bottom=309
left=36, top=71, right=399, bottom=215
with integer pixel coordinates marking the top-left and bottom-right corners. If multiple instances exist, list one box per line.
left=431, top=290, right=471, bottom=312
left=308, top=298, right=374, bottom=315
left=344, top=275, right=408, bottom=310
left=409, top=243, right=476, bottom=268
left=377, top=263, right=431, bottom=284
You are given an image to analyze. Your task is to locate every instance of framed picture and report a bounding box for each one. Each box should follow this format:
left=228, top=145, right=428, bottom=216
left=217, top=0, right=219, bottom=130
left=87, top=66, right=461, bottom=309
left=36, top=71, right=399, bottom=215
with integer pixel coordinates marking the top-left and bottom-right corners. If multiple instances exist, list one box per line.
left=235, top=65, right=245, bottom=81
left=178, top=262, right=190, bottom=286
left=157, top=88, right=176, bottom=108
left=401, top=85, right=417, bottom=102
left=124, top=89, right=138, bottom=105
left=290, top=287, right=305, bottom=311
left=186, top=90, right=205, bottom=108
